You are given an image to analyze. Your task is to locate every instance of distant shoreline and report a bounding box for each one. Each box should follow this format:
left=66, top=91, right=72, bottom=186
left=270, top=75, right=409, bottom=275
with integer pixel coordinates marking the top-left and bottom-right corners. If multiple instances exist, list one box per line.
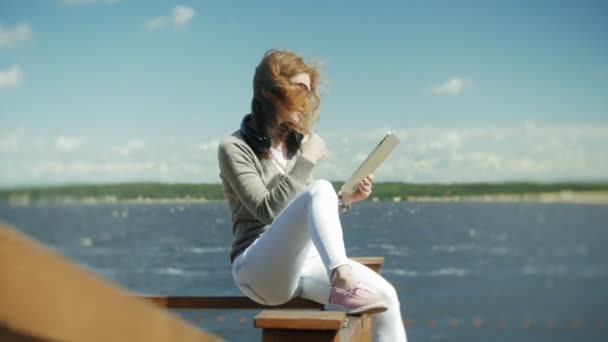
left=403, top=190, right=608, bottom=204
left=3, top=181, right=608, bottom=206
left=5, top=190, right=608, bottom=206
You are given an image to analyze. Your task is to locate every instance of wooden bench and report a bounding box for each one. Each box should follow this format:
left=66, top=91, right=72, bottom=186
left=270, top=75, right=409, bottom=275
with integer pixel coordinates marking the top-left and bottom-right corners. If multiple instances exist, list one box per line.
left=138, top=257, right=383, bottom=310
left=138, top=257, right=384, bottom=341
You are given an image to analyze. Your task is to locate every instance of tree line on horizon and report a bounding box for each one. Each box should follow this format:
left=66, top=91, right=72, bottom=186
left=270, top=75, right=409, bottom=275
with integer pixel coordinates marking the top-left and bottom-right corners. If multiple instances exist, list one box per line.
left=1, top=181, right=608, bottom=202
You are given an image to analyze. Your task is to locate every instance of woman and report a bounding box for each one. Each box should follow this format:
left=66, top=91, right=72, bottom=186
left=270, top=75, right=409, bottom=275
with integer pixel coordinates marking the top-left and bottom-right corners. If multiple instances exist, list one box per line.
left=217, top=49, right=407, bottom=341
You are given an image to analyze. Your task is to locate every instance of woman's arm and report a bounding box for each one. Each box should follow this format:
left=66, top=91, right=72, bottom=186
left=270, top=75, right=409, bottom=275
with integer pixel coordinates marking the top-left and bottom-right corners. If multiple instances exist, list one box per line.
left=218, top=138, right=315, bottom=224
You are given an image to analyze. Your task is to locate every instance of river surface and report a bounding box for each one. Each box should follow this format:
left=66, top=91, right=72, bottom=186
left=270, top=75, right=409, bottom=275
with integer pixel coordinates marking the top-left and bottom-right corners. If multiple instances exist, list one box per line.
left=1, top=201, right=606, bottom=341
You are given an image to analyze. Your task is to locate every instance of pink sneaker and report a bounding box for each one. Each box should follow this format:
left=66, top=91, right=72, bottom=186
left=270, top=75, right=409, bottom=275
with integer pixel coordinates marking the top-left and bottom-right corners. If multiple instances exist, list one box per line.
left=326, top=283, right=388, bottom=315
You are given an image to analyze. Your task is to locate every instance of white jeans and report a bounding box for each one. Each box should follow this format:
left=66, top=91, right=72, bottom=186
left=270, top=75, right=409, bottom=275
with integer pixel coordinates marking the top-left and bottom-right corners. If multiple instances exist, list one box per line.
left=231, top=179, right=407, bottom=342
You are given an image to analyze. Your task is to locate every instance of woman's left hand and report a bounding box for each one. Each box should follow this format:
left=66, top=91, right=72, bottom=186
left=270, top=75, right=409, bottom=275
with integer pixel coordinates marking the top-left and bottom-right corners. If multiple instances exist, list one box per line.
left=340, top=174, right=374, bottom=206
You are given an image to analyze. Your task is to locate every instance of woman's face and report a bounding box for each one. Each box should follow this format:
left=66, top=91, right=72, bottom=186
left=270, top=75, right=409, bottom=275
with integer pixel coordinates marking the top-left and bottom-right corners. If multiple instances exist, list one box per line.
left=282, top=72, right=311, bottom=125
left=290, top=72, right=311, bottom=91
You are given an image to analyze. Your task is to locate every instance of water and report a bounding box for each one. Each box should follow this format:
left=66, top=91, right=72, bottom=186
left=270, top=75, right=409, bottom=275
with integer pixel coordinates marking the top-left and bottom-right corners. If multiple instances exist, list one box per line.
left=1, top=201, right=607, bottom=341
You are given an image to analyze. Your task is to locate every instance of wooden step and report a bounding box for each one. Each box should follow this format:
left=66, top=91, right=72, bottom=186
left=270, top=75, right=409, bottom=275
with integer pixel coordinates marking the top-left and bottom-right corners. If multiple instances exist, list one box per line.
left=339, top=315, right=372, bottom=342
left=255, top=310, right=344, bottom=342
left=254, top=310, right=371, bottom=342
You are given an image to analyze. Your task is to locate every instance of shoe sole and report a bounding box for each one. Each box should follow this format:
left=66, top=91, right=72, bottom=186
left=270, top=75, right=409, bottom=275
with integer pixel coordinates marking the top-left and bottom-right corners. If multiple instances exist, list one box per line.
left=325, top=300, right=389, bottom=316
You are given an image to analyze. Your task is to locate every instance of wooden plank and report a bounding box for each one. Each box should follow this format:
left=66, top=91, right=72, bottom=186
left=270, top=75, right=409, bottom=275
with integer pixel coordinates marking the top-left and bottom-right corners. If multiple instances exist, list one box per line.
left=254, top=310, right=346, bottom=330
left=0, top=223, right=221, bottom=342
left=136, top=295, right=323, bottom=309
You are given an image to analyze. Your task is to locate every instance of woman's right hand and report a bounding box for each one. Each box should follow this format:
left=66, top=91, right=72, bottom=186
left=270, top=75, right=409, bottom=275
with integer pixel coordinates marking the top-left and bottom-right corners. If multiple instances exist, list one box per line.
left=300, top=132, right=327, bottom=164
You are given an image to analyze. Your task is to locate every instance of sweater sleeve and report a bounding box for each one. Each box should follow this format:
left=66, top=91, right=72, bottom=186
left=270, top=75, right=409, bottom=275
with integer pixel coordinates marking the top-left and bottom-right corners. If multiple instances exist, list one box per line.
left=218, top=139, right=315, bottom=225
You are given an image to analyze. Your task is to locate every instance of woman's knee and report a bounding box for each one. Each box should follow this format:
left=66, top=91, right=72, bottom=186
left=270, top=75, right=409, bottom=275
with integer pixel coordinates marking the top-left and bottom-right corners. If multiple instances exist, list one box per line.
left=258, top=288, right=296, bottom=306
left=308, top=179, right=338, bottom=202
left=380, top=282, right=400, bottom=305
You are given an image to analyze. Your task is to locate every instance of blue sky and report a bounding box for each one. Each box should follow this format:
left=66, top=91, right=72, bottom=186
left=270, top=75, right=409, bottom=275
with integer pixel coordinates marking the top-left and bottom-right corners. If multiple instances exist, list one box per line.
left=1, top=0, right=607, bottom=186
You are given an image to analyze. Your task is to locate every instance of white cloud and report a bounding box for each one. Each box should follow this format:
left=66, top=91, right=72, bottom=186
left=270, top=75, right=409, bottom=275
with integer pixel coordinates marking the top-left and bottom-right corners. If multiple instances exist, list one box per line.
left=0, top=22, right=33, bottom=49
left=0, top=128, right=25, bottom=152
left=54, top=135, right=87, bottom=153
left=117, top=140, right=146, bottom=156
left=430, top=77, right=474, bottom=95
left=33, top=137, right=49, bottom=149
left=2, top=124, right=607, bottom=186
left=524, top=120, right=535, bottom=129
left=30, top=161, right=154, bottom=178
left=0, top=66, right=25, bottom=89
left=315, top=123, right=608, bottom=183
left=145, top=17, right=168, bottom=32
left=452, top=152, right=503, bottom=171
left=195, top=140, right=220, bottom=152
left=58, top=0, right=119, bottom=6
left=21, top=159, right=211, bottom=185
left=146, top=5, right=196, bottom=32
left=427, top=131, right=463, bottom=152
left=173, top=5, right=196, bottom=28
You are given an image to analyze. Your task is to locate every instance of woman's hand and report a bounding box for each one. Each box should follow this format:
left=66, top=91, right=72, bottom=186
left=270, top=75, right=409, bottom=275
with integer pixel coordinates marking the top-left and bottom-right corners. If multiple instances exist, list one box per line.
left=300, top=132, right=326, bottom=164
left=340, top=174, right=374, bottom=206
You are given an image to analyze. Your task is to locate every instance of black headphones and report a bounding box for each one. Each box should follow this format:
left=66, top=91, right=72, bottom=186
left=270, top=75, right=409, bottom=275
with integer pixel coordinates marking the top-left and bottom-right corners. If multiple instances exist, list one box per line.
left=240, top=114, right=271, bottom=156
left=240, top=113, right=304, bottom=158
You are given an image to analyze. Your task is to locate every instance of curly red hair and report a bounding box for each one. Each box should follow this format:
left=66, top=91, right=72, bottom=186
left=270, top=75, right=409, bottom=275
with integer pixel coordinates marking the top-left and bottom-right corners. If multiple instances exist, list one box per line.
left=251, top=49, right=321, bottom=140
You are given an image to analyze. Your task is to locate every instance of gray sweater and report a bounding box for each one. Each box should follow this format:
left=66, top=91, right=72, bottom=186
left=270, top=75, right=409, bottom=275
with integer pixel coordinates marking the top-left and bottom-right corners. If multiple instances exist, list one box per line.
left=217, top=130, right=316, bottom=262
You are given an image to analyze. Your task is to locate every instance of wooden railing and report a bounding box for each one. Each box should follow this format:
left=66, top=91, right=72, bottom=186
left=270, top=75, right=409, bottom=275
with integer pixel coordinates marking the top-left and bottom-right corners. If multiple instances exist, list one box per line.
left=0, top=223, right=221, bottom=342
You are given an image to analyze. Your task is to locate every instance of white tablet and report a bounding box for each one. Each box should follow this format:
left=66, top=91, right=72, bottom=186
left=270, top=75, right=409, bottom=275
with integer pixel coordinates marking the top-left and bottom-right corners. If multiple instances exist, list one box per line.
left=341, top=132, right=400, bottom=195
